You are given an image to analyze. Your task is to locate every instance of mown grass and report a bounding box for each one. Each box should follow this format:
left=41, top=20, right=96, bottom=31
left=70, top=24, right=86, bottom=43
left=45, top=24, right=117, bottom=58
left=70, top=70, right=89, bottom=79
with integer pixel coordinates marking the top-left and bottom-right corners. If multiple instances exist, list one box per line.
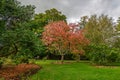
left=30, top=60, right=120, bottom=80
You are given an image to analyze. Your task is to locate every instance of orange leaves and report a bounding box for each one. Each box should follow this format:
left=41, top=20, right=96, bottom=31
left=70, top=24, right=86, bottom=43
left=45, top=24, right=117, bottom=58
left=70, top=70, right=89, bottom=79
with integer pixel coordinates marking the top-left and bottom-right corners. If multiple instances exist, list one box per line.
left=68, top=30, right=88, bottom=54
left=42, top=21, right=69, bottom=45
left=42, top=21, right=90, bottom=55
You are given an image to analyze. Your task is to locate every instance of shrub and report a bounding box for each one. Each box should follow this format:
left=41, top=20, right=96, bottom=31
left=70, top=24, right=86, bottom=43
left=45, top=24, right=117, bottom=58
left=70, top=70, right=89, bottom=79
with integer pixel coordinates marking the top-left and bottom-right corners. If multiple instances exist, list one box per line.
left=4, top=58, right=15, bottom=65
left=107, top=48, right=119, bottom=62
left=29, top=59, right=35, bottom=64
left=19, top=56, right=29, bottom=64
left=85, top=44, right=120, bottom=65
left=13, top=56, right=29, bottom=65
left=0, top=63, right=41, bottom=80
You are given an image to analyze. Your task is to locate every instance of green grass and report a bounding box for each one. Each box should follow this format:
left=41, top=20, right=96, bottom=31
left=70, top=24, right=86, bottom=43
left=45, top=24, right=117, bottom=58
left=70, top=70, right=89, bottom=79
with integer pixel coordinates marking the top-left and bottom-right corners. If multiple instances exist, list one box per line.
left=30, top=60, right=120, bottom=80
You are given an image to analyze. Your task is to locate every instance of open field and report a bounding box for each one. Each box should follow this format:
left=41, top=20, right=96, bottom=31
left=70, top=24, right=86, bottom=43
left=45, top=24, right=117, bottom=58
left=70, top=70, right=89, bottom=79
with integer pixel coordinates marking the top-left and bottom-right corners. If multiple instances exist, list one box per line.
left=30, top=60, right=120, bottom=80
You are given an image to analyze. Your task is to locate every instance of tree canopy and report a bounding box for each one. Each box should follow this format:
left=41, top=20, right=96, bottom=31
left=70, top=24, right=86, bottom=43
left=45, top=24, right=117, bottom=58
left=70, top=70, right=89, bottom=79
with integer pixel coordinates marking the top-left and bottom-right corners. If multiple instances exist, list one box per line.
left=42, top=21, right=89, bottom=63
left=0, top=0, right=43, bottom=59
left=84, top=14, right=114, bottom=45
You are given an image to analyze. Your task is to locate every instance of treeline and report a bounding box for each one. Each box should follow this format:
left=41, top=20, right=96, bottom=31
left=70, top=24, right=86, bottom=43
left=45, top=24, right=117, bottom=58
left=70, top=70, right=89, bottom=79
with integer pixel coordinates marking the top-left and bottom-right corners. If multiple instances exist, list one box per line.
left=0, top=0, right=120, bottom=65
left=81, top=15, right=120, bottom=64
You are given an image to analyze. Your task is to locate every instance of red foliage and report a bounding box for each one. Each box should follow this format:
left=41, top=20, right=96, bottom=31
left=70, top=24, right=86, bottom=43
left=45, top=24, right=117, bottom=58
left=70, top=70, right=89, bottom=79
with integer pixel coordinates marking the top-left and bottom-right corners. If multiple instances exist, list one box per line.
left=42, top=21, right=70, bottom=55
left=42, top=21, right=89, bottom=55
left=0, top=64, right=41, bottom=80
left=68, top=25, right=89, bottom=54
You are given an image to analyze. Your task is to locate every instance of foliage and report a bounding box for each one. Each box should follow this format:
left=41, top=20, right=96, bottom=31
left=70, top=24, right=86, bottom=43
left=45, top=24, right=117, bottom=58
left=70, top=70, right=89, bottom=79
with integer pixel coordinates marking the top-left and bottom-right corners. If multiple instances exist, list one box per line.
left=42, top=21, right=70, bottom=63
left=0, top=0, right=46, bottom=60
left=68, top=23, right=89, bottom=55
left=116, top=17, right=120, bottom=31
left=0, top=0, right=119, bottom=66
left=0, top=0, right=35, bottom=30
left=18, top=56, right=29, bottom=64
left=85, top=44, right=120, bottom=65
left=79, top=16, right=88, bottom=28
left=0, top=63, right=40, bottom=80
left=0, top=28, right=43, bottom=57
left=12, top=55, right=29, bottom=64
left=34, top=8, right=66, bottom=28
left=107, top=48, right=120, bottom=62
left=42, top=21, right=89, bottom=63
left=84, top=14, right=114, bottom=45
left=112, top=38, right=120, bottom=48
left=82, top=14, right=118, bottom=65
left=28, top=8, right=67, bottom=37
left=113, top=18, right=120, bottom=48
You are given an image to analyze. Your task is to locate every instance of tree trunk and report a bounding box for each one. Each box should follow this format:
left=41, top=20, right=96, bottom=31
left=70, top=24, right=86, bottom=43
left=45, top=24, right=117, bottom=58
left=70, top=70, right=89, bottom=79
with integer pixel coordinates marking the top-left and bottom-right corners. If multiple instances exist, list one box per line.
left=61, top=54, right=64, bottom=64
left=13, top=43, right=18, bottom=54
left=76, top=54, right=80, bottom=62
left=9, top=43, right=18, bottom=55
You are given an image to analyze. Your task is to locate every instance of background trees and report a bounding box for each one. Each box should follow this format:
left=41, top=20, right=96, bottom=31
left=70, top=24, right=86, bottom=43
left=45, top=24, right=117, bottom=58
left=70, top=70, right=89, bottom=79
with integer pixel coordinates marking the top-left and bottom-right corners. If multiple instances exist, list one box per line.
left=81, top=14, right=120, bottom=64
left=27, top=8, right=67, bottom=59
left=0, top=0, right=67, bottom=63
left=0, top=0, right=120, bottom=66
left=116, top=17, right=120, bottom=31
left=28, top=8, right=67, bottom=37
left=84, top=14, right=114, bottom=45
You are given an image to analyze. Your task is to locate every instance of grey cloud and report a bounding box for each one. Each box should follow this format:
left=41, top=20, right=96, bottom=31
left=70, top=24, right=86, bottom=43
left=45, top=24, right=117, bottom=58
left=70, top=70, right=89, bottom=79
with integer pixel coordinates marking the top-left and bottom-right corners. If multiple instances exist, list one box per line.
left=18, top=0, right=120, bottom=22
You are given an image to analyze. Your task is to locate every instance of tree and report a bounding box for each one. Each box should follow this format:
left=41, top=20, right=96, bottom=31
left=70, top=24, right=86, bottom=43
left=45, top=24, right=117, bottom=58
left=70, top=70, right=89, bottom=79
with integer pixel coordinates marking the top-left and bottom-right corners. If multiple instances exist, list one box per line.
left=116, top=17, right=120, bottom=31
left=34, top=8, right=66, bottom=27
left=42, top=21, right=89, bottom=63
left=68, top=23, right=89, bottom=61
left=0, top=0, right=35, bottom=30
left=112, top=17, right=120, bottom=48
left=0, top=29, right=41, bottom=57
left=79, top=16, right=88, bottom=29
left=84, top=14, right=114, bottom=45
left=0, top=0, right=45, bottom=60
left=28, top=8, right=67, bottom=37
left=83, top=15, right=119, bottom=64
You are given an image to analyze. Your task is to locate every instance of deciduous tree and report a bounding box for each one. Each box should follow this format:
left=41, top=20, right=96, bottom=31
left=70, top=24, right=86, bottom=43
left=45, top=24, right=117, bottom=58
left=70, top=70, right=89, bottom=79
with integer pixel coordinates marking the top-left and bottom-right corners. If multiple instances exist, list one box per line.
left=42, top=21, right=89, bottom=63
left=84, top=14, right=114, bottom=44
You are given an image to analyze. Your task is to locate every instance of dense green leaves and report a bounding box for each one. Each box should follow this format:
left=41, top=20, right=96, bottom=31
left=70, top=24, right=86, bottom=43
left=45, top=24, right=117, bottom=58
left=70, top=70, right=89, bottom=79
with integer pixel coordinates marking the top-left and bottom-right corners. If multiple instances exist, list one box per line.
left=0, top=0, right=35, bottom=30
left=85, top=44, right=120, bottom=65
left=0, top=28, right=42, bottom=57
left=0, top=0, right=44, bottom=60
left=28, top=8, right=67, bottom=36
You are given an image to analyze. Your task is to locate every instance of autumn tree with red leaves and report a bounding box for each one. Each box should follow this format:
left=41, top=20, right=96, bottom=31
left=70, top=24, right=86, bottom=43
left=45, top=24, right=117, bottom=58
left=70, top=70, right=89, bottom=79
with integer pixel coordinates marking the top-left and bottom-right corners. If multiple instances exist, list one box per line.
left=42, top=21, right=89, bottom=63
left=69, top=23, right=89, bottom=61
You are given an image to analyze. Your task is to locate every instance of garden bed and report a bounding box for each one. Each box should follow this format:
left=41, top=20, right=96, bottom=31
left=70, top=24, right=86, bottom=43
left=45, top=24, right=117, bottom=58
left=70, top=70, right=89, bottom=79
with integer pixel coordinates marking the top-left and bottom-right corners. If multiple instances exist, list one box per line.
left=0, top=63, right=41, bottom=80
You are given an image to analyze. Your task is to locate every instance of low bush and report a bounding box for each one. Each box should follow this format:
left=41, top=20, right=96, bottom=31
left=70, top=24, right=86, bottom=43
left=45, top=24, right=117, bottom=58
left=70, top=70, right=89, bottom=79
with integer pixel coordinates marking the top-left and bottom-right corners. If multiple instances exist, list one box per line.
left=13, top=56, right=29, bottom=65
left=107, top=48, right=120, bottom=62
left=85, top=44, right=120, bottom=65
left=19, top=56, right=29, bottom=64
left=0, top=63, right=41, bottom=80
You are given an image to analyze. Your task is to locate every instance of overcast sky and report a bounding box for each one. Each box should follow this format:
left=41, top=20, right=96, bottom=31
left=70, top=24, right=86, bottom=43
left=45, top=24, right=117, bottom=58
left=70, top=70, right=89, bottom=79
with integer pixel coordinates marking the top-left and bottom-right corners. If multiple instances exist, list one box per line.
left=18, top=0, right=120, bottom=23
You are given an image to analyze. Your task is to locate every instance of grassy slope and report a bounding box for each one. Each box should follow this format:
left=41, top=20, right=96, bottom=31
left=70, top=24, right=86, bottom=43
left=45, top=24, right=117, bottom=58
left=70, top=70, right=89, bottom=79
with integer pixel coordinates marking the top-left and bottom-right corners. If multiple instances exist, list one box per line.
left=31, top=60, right=120, bottom=80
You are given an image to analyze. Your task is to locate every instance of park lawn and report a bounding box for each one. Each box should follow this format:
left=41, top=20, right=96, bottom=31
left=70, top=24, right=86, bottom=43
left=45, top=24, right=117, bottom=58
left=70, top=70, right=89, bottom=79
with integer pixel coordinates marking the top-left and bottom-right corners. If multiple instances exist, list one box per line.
left=30, top=60, right=120, bottom=80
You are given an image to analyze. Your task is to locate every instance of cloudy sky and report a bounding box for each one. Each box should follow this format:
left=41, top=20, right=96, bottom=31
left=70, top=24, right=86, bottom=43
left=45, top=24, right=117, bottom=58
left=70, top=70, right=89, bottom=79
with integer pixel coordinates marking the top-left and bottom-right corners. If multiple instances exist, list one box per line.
left=18, top=0, right=120, bottom=23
